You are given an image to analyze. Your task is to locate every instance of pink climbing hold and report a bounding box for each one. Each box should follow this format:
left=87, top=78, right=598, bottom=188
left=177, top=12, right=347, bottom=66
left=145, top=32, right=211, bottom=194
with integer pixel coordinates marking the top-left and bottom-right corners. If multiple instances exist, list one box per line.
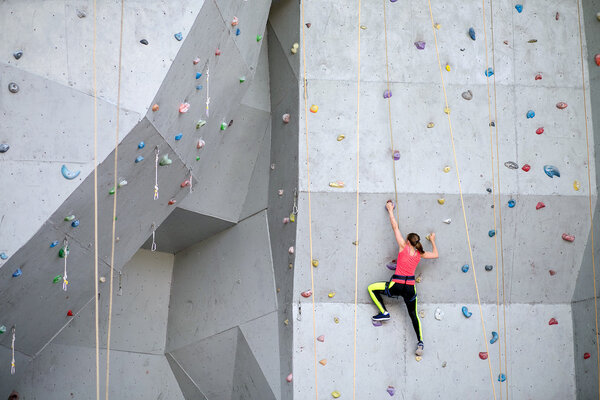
left=556, top=102, right=568, bottom=109
left=317, top=335, right=325, bottom=342
left=555, top=12, right=560, bottom=20
left=562, top=233, right=575, bottom=242
left=584, top=353, right=591, bottom=360
left=522, top=164, right=531, bottom=172
left=535, top=73, right=542, bottom=80
left=215, top=48, right=221, bottom=56
left=549, top=269, right=556, bottom=276
left=180, top=180, right=191, bottom=188
left=193, top=57, right=200, bottom=65
left=286, top=373, right=293, bottom=382
left=536, top=202, right=546, bottom=210
left=301, top=290, right=312, bottom=298
left=549, top=318, right=558, bottom=325
left=479, top=352, right=488, bottom=360
left=282, top=113, right=290, bottom=123
left=288, top=246, right=294, bottom=254
left=283, top=217, right=290, bottom=224
left=536, top=127, right=544, bottom=135
left=179, top=103, right=190, bottom=113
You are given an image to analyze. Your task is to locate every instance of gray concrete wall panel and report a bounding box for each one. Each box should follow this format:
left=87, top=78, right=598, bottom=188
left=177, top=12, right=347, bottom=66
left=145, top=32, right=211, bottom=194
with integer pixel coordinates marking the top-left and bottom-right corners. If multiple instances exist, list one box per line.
left=232, top=328, right=278, bottom=400
left=166, top=353, right=209, bottom=400
left=239, top=123, right=272, bottom=221
left=241, top=37, right=272, bottom=113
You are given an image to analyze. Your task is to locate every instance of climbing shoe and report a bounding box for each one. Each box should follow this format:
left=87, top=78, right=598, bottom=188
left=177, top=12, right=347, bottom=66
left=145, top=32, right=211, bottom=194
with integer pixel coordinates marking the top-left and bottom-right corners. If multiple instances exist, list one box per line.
left=415, top=341, right=424, bottom=356
left=372, top=312, right=390, bottom=321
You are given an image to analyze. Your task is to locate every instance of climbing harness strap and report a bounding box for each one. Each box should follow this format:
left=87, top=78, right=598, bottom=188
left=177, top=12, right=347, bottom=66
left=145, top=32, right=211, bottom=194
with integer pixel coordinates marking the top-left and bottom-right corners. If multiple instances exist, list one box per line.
left=384, top=275, right=415, bottom=297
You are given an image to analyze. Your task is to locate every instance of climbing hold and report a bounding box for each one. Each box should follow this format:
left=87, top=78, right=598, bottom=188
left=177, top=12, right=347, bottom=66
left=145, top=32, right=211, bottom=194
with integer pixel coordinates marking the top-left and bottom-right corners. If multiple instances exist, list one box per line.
left=61, top=165, right=81, bottom=180
left=336, top=134, right=345, bottom=141
left=282, top=113, right=290, bottom=123
left=419, top=310, right=425, bottom=318
left=0, top=326, right=6, bottom=334
left=71, top=220, right=80, bottom=228
left=0, top=253, right=7, bottom=260
left=138, top=141, right=145, bottom=149
left=286, top=373, right=293, bottom=382
left=462, top=90, right=473, bottom=100
left=231, top=16, right=239, bottom=26
left=522, top=164, right=531, bottom=172
left=386, top=261, right=397, bottom=270
left=387, top=386, right=395, bottom=396
left=174, top=32, right=183, bottom=41
left=528, top=39, right=538, bottom=43
left=526, top=110, right=535, bottom=119
left=442, top=361, right=447, bottom=368
left=99, top=276, right=106, bottom=283
left=383, top=89, right=392, bottom=99
left=12, top=269, right=22, bottom=278
left=334, top=317, right=340, bottom=323
left=175, top=133, right=183, bottom=141
left=444, top=107, right=450, bottom=114
left=139, top=38, right=149, bottom=45
left=312, top=259, right=319, bottom=267
left=195, top=72, right=202, bottom=79
left=490, top=331, right=499, bottom=344
left=215, top=48, right=221, bottom=56
left=584, top=353, right=591, bottom=360
left=485, top=265, right=493, bottom=271
left=597, top=12, right=600, bottom=21
left=504, top=161, right=518, bottom=169
left=360, top=25, right=367, bottom=30
left=536, top=127, right=544, bottom=135
left=543, top=165, right=560, bottom=178
left=331, top=391, right=341, bottom=398
left=427, top=122, right=435, bottom=128
left=515, top=4, right=523, bottom=13
left=489, top=230, right=496, bottom=237
left=416, top=274, right=422, bottom=283
left=462, top=306, right=472, bottom=318
left=305, top=23, right=311, bottom=28
left=168, top=199, right=176, bottom=205
left=109, top=187, right=116, bottom=195
left=536, top=202, right=545, bottom=210
left=393, top=151, right=400, bottom=161
left=283, top=217, right=290, bottom=224
left=549, top=269, right=556, bottom=276
left=197, top=139, right=205, bottom=149
left=291, top=43, right=299, bottom=54
left=179, top=103, right=190, bottom=113
left=239, top=76, right=246, bottom=83
left=317, top=335, right=325, bottom=342
left=50, top=241, right=59, bottom=248
left=135, top=156, right=144, bottom=163
left=8, top=82, right=19, bottom=93
left=180, top=180, right=191, bottom=188
left=562, top=233, right=575, bottom=242
left=535, top=73, right=543, bottom=80
left=310, top=105, right=319, bottom=113
left=196, top=120, right=207, bottom=128
left=468, top=27, right=476, bottom=40
left=498, top=374, right=506, bottom=382
left=0, top=144, right=9, bottom=153
left=574, top=180, right=581, bottom=191
left=53, top=275, right=62, bottom=284
left=443, top=218, right=451, bottom=224
left=193, top=58, right=200, bottom=65
left=159, top=154, right=172, bottom=166
left=220, top=122, right=228, bottom=131
left=434, top=23, right=441, bottom=29
left=445, top=64, right=451, bottom=72
left=236, top=28, right=241, bottom=36
left=556, top=12, right=560, bottom=20
left=152, top=104, right=159, bottom=112
left=256, top=34, right=263, bottom=41
left=595, top=54, right=600, bottom=67
left=508, top=199, right=516, bottom=208
left=76, top=9, right=86, bottom=18
left=438, top=198, right=445, bottom=205
left=548, top=318, right=558, bottom=325
left=556, top=102, right=568, bottom=109
left=64, top=215, right=75, bottom=222
left=372, top=320, right=383, bottom=327
left=462, top=264, right=469, bottom=273
left=329, top=181, right=345, bottom=188
left=13, top=50, right=23, bottom=60
left=67, top=310, right=74, bottom=317
left=435, top=308, right=444, bottom=320
left=414, top=41, right=426, bottom=50
left=443, top=166, right=451, bottom=173
left=415, top=356, right=422, bottom=362
left=486, top=188, right=492, bottom=193
left=485, top=68, right=494, bottom=77
left=479, top=352, right=488, bottom=360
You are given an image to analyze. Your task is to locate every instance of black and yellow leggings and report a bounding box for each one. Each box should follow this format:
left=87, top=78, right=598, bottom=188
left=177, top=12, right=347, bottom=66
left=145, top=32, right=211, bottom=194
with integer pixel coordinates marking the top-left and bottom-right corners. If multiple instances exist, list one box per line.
left=367, top=280, right=423, bottom=342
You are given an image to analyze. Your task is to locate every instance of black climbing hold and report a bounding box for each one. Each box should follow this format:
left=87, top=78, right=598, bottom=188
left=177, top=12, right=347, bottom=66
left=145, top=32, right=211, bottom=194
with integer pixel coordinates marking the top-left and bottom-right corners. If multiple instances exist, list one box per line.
left=486, top=188, right=492, bottom=193
left=8, top=82, right=19, bottom=93
left=0, top=144, right=9, bottom=153
left=140, top=39, right=149, bottom=45
left=490, top=121, right=495, bottom=127
left=228, top=120, right=234, bottom=127
left=485, top=265, right=493, bottom=271
left=76, top=9, right=87, bottom=18
left=13, top=51, right=23, bottom=60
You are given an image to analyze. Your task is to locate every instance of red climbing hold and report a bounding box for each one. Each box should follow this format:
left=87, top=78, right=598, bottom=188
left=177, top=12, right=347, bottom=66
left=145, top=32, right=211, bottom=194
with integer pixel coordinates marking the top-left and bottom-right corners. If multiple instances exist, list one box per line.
left=180, top=180, right=191, bottom=188
left=522, top=164, right=531, bottom=172
left=562, top=233, right=575, bottom=242
left=536, top=127, right=544, bottom=135
left=535, top=73, right=542, bottom=80
left=549, top=318, right=558, bottom=325
left=556, top=102, right=568, bottom=109
left=536, top=202, right=545, bottom=210
left=301, top=290, right=312, bottom=298
left=595, top=54, right=600, bottom=66
left=479, top=352, right=488, bottom=360
left=549, top=270, right=556, bottom=276
left=215, top=48, right=221, bottom=56
left=67, top=310, right=74, bottom=317
left=168, top=199, right=177, bottom=205
left=584, top=353, right=591, bottom=360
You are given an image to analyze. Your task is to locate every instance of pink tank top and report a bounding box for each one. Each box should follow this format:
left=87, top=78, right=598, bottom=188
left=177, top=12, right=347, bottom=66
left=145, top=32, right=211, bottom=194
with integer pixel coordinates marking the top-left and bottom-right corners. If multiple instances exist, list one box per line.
left=393, top=245, right=421, bottom=285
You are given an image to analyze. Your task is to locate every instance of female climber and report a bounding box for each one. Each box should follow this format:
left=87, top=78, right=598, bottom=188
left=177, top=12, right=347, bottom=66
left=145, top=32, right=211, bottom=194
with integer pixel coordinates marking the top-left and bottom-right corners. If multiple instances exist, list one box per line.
left=367, top=200, right=438, bottom=356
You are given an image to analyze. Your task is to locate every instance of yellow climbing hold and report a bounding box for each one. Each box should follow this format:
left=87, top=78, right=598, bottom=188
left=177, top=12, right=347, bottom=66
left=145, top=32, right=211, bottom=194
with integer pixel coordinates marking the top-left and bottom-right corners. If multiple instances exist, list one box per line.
left=334, top=317, right=340, bottom=324
left=290, top=213, right=296, bottom=223
left=438, top=198, right=445, bottom=205
left=443, top=166, right=451, bottom=173
left=310, top=104, right=319, bottom=113
left=284, top=319, right=289, bottom=325
left=352, top=240, right=359, bottom=245
left=319, top=359, right=327, bottom=366
left=337, top=134, right=345, bottom=141
left=444, top=107, right=450, bottom=114
left=360, top=25, right=367, bottom=30
left=415, top=274, right=422, bottom=283
left=289, top=263, right=294, bottom=269
left=574, top=180, right=581, bottom=191
left=329, top=181, right=345, bottom=188
left=291, top=42, right=299, bottom=54
left=312, top=259, right=319, bottom=267
left=427, top=122, right=435, bottom=128
left=445, top=64, right=451, bottom=72
left=434, top=23, right=441, bottom=29
left=425, top=234, right=431, bottom=241
left=332, top=391, right=341, bottom=398
left=328, top=292, right=336, bottom=298
left=419, top=310, right=425, bottom=318
left=415, top=356, right=422, bottom=362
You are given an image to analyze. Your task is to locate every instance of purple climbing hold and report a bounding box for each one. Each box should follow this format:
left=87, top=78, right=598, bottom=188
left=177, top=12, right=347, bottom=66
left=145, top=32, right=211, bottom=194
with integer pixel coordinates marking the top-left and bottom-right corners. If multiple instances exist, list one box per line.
left=13, top=51, right=23, bottom=60
left=414, top=41, right=426, bottom=50
left=386, top=260, right=397, bottom=270
left=174, top=32, right=183, bottom=41
left=393, top=150, right=400, bottom=161
left=391, top=0, right=398, bottom=2
left=0, top=144, right=9, bottom=153
left=387, top=386, right=395, bottom=396
left=383, top=89, right=392, bottom=99
left=372, top=320, right=383, bottom=327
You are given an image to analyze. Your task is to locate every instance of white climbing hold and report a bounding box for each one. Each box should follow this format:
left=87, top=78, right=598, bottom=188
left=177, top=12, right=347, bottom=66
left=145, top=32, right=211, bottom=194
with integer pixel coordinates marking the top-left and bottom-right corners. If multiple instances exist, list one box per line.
left=443, top=218, right=451, bottom=224
left=288, top=246, right=294, bottom=254
left=435, top=308, right=444, bottom=320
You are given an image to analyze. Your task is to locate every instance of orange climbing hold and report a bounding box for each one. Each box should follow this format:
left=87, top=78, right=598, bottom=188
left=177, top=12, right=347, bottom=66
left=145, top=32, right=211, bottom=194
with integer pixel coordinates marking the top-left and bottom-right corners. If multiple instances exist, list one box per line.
left=310, top=105, right=319, bottom=113
left=319, top=359, right=327, bottom=366
left=152, top=104, right=159, bottom=112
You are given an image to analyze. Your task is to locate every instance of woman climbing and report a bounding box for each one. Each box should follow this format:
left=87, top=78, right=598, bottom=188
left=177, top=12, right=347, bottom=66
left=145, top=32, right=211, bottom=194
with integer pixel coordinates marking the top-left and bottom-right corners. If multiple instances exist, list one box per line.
left=367, top=200, right=438, bottom=356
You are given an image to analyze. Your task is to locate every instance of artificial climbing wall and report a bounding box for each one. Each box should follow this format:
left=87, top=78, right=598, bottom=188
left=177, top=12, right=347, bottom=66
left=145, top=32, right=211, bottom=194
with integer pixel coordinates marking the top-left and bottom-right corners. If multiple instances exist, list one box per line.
left=290, top=0, right=596, bottom=398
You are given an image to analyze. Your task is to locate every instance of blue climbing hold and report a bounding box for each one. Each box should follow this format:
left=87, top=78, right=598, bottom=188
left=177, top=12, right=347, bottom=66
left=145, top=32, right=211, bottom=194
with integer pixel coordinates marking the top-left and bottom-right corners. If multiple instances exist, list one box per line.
left=515, top=4, right=523, bottom=13
left=175, top=133, right=183, bottom=141
left=50, top=241, right=60, bottom=248
left=174, top=32, right=183, bottom=41
left=489, top=230, right=496, bottom=237
left=468, top=27, right=476, bottom=40
left=485, top=67, right=494, bottom=77
left=544, top=165, right=560, bottom=178
left=462, top=264, right=469, bottom=273
left=61, top=165, right=81, bottom=180
left=236, top=28, right=241, bottom=36
left=0, top=252, right=7, bottom=260
left=196, top=85, right=203, bottom=90
left=526, top=110, right=535, bottom=119
left=490, top=331, right=499, bottom=344
left=508, top=199, right=516, bottom=208
left=498, top=373, right=506, bottom=382
left=135, top=155, right=144, bottom=163
left=71, top=220, right=80, bottom=228
left=462, top=306, right=472, bottom=318
left=138, top=141, right=145, bottom=149
left=196, top=72, right=202, bottom=79
left=12, top=268, right=22, bottom=278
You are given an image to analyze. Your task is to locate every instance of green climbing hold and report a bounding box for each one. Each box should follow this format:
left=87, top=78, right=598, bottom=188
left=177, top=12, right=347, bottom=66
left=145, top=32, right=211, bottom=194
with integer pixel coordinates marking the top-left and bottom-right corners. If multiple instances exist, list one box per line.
left=239, top=76, right=246, bottom=83
left=0, top=325, right=5, bottom=334
left=109, top=187, right=116, bottom=195
left=159, top=154, right=172, bottom=166
left=53, top=275, right=62, bottom=283
left=58, top=246, right=69, bottom=258
left=256, top=35, right=263, bottom=42
left=64, top=215, right=75, bottom=222
left=220, top=122, right=228, bottom=131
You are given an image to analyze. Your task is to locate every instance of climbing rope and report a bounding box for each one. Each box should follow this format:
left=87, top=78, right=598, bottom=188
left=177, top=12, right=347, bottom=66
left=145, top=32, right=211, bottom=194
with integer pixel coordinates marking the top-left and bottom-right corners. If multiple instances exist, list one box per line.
left=575, top=1, right=600, bottom=398
left=300, top=0, right=320, bottom=398
left=352, top=0, right=362, bottom=398
left=425, top=1, right=497, bottom=398
left=480, top=0, right=509, bottom=397
left=62, top=237, right=69, bottom=292
left=92, top=0, right=100, bottom=398
left=105, top=0, right=125, bottom=397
